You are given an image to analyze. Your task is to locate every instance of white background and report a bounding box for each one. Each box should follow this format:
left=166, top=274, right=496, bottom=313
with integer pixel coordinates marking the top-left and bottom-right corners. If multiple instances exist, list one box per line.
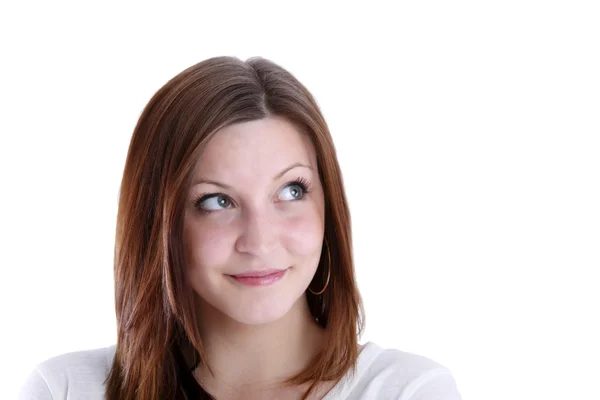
left=1, top=1, right=599, bottom=399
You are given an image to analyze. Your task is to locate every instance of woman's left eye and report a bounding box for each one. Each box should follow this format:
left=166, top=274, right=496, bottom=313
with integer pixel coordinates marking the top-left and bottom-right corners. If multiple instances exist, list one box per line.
left=278, top=181, right=308, bottom=201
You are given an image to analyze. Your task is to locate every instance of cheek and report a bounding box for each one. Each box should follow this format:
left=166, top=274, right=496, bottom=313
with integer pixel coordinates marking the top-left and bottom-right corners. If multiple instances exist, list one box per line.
left=183, top=217, right=233, bottom=271
left=282, top=211, right=324, bottom=256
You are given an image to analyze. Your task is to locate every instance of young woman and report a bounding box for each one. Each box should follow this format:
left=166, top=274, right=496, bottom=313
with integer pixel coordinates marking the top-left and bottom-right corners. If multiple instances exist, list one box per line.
left=19, top=56, right=462, bottom=399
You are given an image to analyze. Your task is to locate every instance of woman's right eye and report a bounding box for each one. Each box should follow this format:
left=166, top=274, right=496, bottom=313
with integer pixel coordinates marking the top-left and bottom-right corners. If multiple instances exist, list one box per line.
left=196, top=194, right=232, bottom=211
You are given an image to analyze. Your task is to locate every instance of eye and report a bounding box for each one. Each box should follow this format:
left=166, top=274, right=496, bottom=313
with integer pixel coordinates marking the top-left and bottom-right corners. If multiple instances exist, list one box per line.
left=278, top=178, right=311, bottom=201
left=195, top=194, right=232, bottom=211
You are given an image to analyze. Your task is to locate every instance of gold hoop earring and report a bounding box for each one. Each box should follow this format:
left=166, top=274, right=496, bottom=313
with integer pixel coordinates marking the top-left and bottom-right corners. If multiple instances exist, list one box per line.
left=308, top=238, right=331, bottom=295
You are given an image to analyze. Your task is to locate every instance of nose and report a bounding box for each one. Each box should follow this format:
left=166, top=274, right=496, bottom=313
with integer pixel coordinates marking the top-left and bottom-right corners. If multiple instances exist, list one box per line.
left=234, top=210, right=278, bottom=256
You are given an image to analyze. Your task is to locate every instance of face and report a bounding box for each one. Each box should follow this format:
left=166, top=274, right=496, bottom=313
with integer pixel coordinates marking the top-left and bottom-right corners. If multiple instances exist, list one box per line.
left=183, top=116, right=325, bottom=325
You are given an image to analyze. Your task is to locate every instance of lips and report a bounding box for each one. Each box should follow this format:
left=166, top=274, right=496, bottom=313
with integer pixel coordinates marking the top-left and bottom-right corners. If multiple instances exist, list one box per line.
left=229, top=268, right=289, bottom=287
left=230, top=269, right=286, bottom=278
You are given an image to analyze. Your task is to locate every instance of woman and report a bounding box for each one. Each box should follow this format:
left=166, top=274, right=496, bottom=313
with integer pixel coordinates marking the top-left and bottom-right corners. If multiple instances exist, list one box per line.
left=19, top=56, right=462, bottom=399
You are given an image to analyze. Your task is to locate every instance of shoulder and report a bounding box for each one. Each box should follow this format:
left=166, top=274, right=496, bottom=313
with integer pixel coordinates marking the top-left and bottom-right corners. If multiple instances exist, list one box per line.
left=333, top=342, right=462, bottom=400
left=18, top=345, right=116, bottom=400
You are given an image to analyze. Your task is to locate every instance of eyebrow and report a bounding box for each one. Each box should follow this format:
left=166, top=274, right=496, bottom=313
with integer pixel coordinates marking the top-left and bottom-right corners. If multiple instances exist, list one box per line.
left=192, top=162, right=314, bottom=189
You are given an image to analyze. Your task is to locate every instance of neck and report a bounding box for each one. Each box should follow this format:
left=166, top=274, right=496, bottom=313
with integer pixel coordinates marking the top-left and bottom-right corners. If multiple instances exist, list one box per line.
left=193, top=294, right=327, bottom=392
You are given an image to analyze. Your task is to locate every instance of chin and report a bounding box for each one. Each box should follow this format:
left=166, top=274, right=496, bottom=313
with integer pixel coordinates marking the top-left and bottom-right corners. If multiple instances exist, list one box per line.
left=223, top=294, right=299, bottom=325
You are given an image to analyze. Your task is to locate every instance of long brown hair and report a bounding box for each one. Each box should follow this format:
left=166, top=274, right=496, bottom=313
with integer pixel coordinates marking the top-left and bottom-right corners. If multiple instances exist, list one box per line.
left=105, top=56, right=365, bottom=399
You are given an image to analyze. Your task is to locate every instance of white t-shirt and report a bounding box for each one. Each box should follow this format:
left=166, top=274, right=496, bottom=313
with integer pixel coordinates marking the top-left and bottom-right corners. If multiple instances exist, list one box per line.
left=18, top=342, right=462, bottom=399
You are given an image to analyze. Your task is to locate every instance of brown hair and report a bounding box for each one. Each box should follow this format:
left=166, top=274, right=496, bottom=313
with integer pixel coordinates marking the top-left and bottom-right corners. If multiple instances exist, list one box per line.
left=105, top=56, right=365, bottom=399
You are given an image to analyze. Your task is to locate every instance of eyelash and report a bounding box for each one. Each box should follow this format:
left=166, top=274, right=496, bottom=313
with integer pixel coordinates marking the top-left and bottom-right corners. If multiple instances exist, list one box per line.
left=192, top=177, right=312, bottom=212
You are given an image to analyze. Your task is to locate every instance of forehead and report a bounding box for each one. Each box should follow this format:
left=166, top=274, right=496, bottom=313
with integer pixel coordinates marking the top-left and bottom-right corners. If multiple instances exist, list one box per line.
left=193, top=117, right=318, bottom=179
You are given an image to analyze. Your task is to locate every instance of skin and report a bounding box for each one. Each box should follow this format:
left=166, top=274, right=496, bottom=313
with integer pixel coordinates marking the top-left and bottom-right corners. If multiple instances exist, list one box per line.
left=182, top=116, right=333, bottom=399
